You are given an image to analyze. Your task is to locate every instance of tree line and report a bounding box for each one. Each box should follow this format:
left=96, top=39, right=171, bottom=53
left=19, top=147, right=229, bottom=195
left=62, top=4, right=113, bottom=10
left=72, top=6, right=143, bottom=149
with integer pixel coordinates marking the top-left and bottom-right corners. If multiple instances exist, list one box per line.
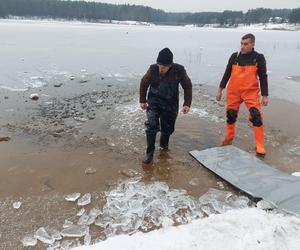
left=0, top=0, right=299, bottom=24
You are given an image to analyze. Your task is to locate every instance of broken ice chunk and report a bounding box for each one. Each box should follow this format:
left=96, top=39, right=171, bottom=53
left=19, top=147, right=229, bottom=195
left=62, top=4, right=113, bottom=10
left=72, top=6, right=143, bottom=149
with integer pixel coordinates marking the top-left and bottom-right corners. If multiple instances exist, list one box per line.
left=217, top=181, right=225, bottom=189
left=77, top=193, right=91, bottom=206
left=61, top=225, right=88, bottom=237
left=47, top=228, right=62, bottom=241
left=120, top=169, right=140, bottom=178
left=21, top=235, right=37, bottom=247
left=85, top=167, right=97, bottom=175
left=96, top=99, right=104, bottom=105
left=87, top=208, right=102, bottom=225
left=60, top=239, right=80, bottom=248
left=257, top=200, right=276, bottom=210
left=13, top=201, right=22, bottom=209
left=47, top=241, right=60, bottom=250
left=34, top=227, right=55, bottom=245
left=188, top=178, right=201, bottom=186
left=94, top=215, right=111, bottom=228
left=64, top=193, right=81, bottom=202
left=78, top=213, right=90, bottom=225
left=84, top=232, right=91, bottom=245
left=76, top=208, right=86, bottom=217
left=63, top=219, right=74, bottom=229
left=292, top=172, right=300, bottom=177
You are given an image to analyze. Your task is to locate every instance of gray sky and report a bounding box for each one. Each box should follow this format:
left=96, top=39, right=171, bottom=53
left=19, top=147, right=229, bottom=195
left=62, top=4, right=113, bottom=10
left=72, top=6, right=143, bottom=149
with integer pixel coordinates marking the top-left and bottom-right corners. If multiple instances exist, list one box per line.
left=86, top=0, right=300, bottom=12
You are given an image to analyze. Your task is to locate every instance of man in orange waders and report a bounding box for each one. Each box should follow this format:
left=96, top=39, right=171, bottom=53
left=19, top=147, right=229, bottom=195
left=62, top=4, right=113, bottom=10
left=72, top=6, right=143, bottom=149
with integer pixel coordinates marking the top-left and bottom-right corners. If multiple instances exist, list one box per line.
left=216, top=33, right=268, bottom=155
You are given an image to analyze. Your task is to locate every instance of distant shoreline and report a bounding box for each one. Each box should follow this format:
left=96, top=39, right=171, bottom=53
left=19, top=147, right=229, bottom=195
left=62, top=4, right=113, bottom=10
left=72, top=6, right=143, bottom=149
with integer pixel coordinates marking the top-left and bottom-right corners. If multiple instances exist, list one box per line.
left=1, top=17, right=299, bottom=31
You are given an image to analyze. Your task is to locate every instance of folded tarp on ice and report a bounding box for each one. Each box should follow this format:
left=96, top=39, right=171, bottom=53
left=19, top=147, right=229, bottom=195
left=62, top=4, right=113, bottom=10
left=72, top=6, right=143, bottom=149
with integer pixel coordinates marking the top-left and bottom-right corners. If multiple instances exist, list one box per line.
left=190, top=145, right=300, bottom=217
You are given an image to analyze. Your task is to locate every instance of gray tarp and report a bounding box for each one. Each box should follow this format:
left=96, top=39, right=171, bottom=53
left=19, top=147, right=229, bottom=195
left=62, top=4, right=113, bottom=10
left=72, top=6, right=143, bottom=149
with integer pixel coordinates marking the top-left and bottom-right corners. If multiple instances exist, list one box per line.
left=190, top=145, right=300, bottom=217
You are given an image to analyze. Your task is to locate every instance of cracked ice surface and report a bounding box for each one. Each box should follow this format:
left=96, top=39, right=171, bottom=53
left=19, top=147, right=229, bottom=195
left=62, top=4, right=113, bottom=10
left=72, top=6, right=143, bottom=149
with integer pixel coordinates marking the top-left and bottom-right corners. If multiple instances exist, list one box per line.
left=22, top=179, right=251, bottom=249
left=95, top=179, right=250, bottom=238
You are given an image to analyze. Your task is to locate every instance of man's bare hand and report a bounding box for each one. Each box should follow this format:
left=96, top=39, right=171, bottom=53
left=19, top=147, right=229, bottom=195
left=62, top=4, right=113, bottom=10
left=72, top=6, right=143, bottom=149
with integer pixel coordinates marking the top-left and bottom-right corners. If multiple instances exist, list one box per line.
left=216, top=88, right=223, bottom=102
left=140, top=102, right=147, bottom=110
left=182, top=105, right=190, bottom=114
left=261, top=96, right=268, bottom=106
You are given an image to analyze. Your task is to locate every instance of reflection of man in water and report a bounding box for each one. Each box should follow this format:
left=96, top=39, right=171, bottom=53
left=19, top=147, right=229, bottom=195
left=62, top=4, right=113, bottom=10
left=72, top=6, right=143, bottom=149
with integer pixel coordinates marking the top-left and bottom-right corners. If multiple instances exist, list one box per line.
left=216, top=33, right=268, bottom=155
left=139, top=48, right=192, bottom=168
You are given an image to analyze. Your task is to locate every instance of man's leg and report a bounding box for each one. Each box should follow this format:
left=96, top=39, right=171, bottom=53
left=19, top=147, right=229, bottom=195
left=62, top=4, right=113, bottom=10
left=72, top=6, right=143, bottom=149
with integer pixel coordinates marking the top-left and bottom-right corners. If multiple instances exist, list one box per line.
left=244, top=92, right=266, bottom=155
left=143, top=106, right=160, bottom=168
left=223, top=92, right=241, bottom=145
left=160, top=110, right=178, bottom=151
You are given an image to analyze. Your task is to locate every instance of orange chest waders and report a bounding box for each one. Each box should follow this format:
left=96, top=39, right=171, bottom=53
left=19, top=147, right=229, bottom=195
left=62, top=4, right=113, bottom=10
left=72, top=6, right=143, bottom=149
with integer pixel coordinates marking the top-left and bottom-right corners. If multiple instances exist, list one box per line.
left=223, top=57, right=266, bottom=155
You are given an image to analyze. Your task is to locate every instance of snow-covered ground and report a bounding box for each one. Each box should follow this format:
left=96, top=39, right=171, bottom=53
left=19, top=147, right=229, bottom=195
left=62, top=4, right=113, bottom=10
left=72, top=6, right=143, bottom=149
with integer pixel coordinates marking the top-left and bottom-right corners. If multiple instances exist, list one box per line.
left=75, top=207, right=300, bottom=250
left=239, top=23, right=300, bottom=31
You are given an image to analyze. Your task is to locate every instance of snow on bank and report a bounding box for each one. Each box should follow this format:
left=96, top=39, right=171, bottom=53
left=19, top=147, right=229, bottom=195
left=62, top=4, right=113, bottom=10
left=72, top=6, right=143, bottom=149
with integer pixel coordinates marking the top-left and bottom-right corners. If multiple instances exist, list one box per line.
left=239, top=23, right=300, bottom=31
left=184, top=23, right=300, bottom=31
left=74, top=207, right=300, bottom=250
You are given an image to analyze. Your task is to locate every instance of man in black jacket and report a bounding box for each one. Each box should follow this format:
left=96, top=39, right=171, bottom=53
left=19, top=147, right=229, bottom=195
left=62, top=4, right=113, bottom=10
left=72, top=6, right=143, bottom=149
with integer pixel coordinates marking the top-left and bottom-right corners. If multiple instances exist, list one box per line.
left=139, top=48, right=192, bottom=168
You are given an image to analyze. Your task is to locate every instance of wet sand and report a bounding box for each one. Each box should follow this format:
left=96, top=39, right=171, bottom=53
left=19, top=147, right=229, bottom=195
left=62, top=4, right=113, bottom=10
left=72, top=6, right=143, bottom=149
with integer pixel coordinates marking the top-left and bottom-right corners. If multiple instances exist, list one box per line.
left=1, top=76, right=300, bottom=249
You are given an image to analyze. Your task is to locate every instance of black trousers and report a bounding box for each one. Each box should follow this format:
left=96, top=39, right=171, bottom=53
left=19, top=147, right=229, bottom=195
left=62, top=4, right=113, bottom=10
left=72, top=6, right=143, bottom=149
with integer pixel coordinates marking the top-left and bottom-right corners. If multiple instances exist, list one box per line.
left=143, top=102, right=178, bottom=163
left=145, top=104, right=178, bottom=136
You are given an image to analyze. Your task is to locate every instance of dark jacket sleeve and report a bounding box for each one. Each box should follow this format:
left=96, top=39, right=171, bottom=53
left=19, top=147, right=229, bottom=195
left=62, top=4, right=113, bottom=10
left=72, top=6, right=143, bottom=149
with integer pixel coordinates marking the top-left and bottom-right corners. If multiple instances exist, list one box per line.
left=219, top=53, right=236, bottom=89
left=257, top=54, right=268, bottom=96
left=179, top=67, right=192, bottom=107
left=139, top=68, right=151, bottom=103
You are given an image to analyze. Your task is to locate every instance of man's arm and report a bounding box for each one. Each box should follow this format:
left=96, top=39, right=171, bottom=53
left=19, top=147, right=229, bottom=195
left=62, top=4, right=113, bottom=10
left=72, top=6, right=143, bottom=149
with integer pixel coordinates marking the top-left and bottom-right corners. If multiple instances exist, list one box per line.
left=257, top=54, right=268, bottom=106
left=216, top=53, right=235, bottom=101
left=179, top=67, right=192, bottom=113
left=139, top=68, right=151, bottom=110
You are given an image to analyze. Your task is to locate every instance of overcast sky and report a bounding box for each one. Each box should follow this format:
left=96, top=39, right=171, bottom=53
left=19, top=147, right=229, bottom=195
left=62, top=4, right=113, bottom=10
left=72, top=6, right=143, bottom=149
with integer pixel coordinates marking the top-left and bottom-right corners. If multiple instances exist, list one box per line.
left=85, top=0, right=300, bottom=12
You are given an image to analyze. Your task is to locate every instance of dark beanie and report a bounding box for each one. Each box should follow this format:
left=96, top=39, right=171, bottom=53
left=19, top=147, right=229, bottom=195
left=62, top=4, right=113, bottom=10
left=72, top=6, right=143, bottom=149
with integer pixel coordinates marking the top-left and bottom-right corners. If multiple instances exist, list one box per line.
left=156, top=48, right=173, bottom=65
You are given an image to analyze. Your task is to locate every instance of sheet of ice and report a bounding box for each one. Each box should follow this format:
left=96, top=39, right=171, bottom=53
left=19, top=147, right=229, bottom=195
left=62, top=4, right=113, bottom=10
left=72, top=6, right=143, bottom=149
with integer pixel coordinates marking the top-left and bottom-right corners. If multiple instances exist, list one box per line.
left=77, top=193, right=92, bottom=206
left=60, top=225, right=89, bottom=238
left=64, top=193, right=81, bottom=202
left=34, top=227, right=56, bottom=245
left=85, top=167, right=97, bottom=175
left=77, top=208, right=86, bottom=217
left=1, top=20, right=300, bottom=106
left=73, top=207, right=300, bottom=250
left=12, top=201, right=22, bottom=209
left=21, top=235, right=37, bottom=247
left=63, top=219, right=74, bottom=228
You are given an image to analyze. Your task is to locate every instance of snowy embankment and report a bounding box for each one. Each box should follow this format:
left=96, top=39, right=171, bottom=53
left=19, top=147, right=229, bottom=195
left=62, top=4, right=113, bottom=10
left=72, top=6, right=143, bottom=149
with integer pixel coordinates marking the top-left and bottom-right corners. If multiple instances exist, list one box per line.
left=75, top=207, right=300, bottom=250
left=185, top=23, right=300, bottom=31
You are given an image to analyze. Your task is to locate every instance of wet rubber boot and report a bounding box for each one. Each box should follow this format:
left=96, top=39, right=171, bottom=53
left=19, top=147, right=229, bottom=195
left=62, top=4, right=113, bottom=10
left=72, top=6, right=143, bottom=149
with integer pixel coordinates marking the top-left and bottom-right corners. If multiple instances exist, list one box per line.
left=222, top=123, right=235, bottom=146
left=159, top=133, right=170, bottom=151
left=253, top=126, right=266, bottom=155
left=142, top=132, right=156, bottom=168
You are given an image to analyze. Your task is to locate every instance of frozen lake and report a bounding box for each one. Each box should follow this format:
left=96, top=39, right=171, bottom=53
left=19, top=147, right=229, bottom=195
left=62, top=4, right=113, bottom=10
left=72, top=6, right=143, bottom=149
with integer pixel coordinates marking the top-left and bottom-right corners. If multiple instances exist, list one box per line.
left=0, top=19, right=300, bottom=103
